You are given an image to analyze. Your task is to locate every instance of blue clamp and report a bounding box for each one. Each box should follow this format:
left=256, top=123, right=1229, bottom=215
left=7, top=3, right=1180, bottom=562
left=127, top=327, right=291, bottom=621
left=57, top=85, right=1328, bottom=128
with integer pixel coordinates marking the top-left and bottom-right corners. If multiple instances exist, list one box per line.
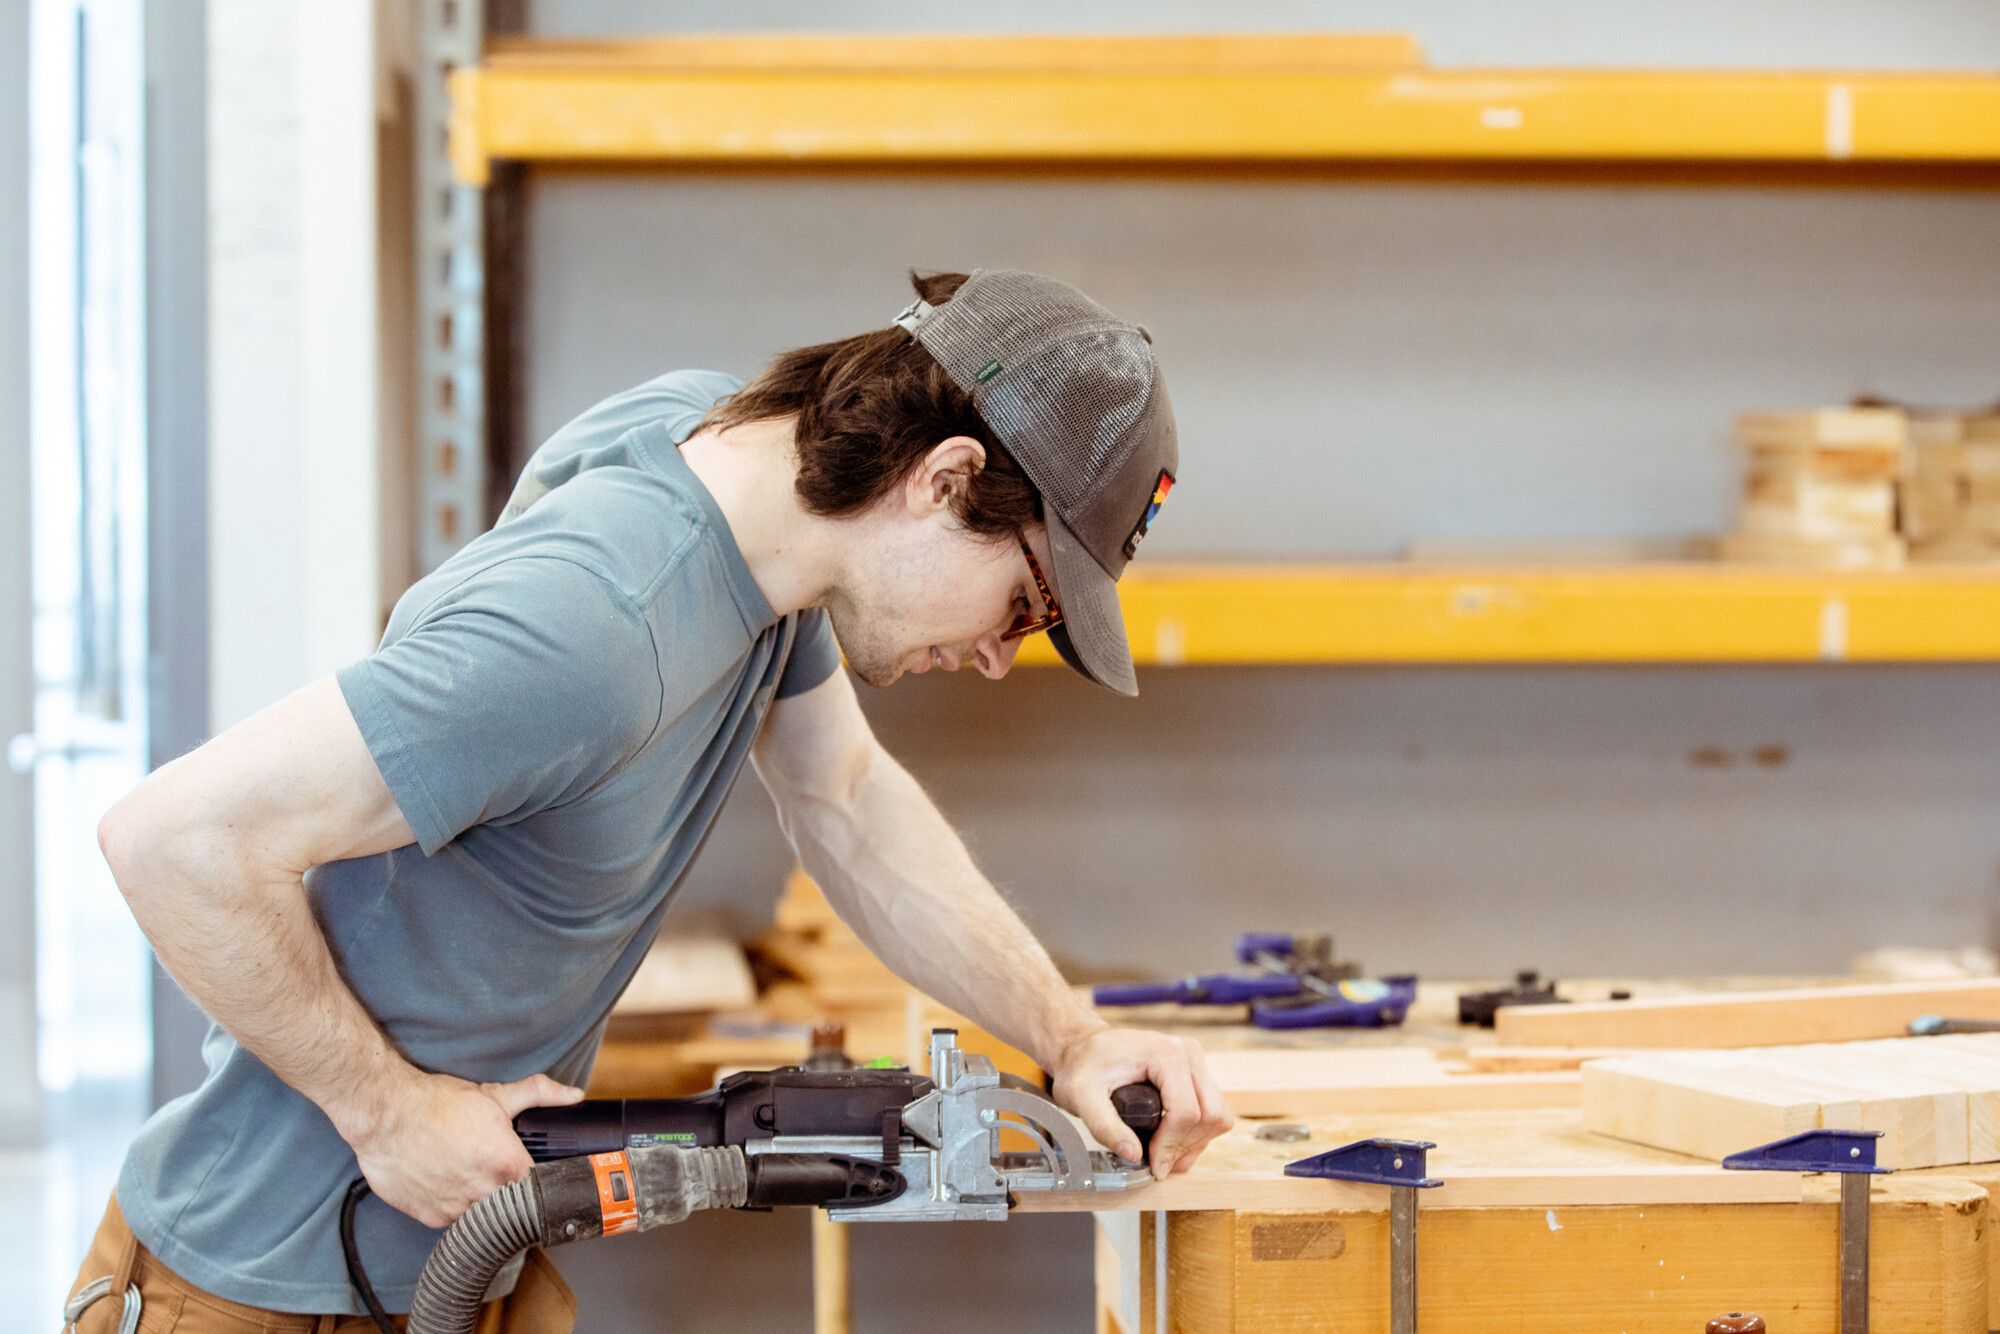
left=1285, top=1138, right=1444, bottom=1189
left=1235, top=932, right=1296, bottom=964
left=1722, top=1129, right=1890, bottom=1175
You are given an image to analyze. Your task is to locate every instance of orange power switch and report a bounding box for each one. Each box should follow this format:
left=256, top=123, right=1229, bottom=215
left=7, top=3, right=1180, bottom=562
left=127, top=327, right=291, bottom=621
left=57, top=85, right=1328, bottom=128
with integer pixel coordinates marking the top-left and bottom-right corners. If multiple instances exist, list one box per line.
left=590, top=1151, right=639, bottom=1236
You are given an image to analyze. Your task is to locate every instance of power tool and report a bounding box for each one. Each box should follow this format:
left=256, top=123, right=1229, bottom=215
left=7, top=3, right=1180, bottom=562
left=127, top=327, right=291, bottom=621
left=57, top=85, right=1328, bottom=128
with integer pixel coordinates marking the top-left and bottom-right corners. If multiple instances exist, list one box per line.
left=1093, top=932, right=1416, bottom=1028
left=357, top=1030, right=1164, bottom=1334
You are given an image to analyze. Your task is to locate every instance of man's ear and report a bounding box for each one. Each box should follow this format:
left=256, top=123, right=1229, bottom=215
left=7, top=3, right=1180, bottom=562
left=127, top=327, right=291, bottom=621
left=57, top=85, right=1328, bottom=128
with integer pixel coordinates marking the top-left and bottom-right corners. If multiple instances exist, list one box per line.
left=904, top=436, right=989, bottom=518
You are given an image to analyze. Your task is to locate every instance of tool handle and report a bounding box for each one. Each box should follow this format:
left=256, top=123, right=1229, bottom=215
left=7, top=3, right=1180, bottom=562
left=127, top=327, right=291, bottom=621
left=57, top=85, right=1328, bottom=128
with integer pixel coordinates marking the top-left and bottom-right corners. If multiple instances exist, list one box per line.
left=1092, top=980, right=1183, bottom=1007
left=1111, top=1083, right=1164, bottom=1160
left=1204, top=973, right=1304, bottom=1004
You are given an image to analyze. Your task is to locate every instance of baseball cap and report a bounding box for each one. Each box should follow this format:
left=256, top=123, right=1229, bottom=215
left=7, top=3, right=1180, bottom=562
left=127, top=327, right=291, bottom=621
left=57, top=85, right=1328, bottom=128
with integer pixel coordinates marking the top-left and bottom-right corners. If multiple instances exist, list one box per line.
left=892, top=270, right=1178, bottom=696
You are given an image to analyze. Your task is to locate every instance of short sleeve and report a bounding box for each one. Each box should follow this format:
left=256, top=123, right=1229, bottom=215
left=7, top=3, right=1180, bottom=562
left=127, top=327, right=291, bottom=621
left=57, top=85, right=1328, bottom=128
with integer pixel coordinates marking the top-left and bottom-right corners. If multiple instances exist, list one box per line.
left=337, top=557, right=664, bottom=855
left=776, top=609, right=841, bottom=699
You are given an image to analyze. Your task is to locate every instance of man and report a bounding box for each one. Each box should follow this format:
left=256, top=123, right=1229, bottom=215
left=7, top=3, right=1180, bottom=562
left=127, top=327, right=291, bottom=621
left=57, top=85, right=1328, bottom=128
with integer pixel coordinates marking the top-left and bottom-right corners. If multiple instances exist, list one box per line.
left=71, top=269, right=1232, bottom=1328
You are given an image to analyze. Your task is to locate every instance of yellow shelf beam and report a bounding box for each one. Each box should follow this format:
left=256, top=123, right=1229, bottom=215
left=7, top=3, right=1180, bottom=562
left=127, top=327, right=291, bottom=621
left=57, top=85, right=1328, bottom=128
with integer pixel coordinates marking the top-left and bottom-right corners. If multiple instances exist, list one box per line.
left=1008, top=565, right=2000, bottom=666
left=451, top=35, right=2000, bottom=183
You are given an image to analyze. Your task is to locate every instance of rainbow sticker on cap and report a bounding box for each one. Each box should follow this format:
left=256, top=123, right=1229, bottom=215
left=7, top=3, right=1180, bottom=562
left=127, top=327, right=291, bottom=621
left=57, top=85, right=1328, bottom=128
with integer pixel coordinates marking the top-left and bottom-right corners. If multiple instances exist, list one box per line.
left=1124, top=469, right=1175, bottom=559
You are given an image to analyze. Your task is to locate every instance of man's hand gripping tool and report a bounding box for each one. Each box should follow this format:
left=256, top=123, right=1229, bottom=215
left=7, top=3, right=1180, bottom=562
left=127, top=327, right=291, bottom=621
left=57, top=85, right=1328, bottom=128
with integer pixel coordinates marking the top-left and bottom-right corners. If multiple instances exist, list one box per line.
left=385, top=1029, right=1162, bottom=1334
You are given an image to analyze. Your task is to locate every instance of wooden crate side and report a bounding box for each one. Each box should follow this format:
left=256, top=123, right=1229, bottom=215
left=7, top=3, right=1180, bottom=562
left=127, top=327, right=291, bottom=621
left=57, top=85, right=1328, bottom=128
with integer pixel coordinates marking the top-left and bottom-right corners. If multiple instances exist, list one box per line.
left=1167, top=1211, right=1235, bottom=1334
left=1902, top=1168, right=2000, bottom=1332
left=1208, top=1180, right=1984, bottom=1333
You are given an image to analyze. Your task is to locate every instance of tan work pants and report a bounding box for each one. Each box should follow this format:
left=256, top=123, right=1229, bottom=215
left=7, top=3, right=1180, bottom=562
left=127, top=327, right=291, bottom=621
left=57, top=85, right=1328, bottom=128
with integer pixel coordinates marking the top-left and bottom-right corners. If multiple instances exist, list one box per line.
left=61, top=1195, right=575, bottom=1334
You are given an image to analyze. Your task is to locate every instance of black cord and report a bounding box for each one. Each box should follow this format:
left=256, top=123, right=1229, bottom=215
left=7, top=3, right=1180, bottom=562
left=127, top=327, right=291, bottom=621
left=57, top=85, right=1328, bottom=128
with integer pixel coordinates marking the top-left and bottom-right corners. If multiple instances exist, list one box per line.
left=340, top=1178, right=400, bottom=1334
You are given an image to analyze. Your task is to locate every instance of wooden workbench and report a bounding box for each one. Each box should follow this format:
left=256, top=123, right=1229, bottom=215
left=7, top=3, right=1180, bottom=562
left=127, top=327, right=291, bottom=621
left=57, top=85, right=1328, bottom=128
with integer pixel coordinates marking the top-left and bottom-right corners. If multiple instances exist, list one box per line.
left=1076, top=979, right=1993, bottom=1332
left=597, top=962, right=2000, bottom=1331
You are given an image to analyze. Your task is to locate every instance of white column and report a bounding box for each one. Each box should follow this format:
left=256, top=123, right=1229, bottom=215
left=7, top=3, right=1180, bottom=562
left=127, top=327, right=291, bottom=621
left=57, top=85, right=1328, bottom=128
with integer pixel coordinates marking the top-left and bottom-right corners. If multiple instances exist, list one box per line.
left=0, top=0, right=40, bottom=1146
left=208, top=0, right=380, bottom=733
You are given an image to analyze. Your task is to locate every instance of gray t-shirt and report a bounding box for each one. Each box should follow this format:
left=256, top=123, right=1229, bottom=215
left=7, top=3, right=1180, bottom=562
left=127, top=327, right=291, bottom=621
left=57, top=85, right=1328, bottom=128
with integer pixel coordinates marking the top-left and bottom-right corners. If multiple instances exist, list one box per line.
left=116, top=370, right=840, bottom=1313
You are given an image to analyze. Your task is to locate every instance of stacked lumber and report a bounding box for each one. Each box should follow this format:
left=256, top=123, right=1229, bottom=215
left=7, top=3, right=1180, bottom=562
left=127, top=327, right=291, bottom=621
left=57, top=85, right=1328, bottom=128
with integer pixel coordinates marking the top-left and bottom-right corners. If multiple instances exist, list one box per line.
left=750, top=868, right=1044, bottom=1084
left=1583, top=1033, right=2000, bottom=1168
left=1904, top=410, right=2000, bottom=563
left=1719, top=407, right=1906, bottom=570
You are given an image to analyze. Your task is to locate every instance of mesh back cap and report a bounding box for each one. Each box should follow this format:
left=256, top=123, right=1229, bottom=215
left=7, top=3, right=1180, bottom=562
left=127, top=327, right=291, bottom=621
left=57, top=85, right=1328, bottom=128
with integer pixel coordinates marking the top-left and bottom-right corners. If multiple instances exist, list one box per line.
left=894, top=270, right=1178, bottom=695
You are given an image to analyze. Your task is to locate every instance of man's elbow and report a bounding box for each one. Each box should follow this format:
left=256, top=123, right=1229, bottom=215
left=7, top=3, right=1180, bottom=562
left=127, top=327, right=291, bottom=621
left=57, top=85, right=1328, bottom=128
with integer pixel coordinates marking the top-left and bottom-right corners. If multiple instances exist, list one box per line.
left=97, top=791, right=155, bottom=902
left=97, top=782, right=192, bottom=913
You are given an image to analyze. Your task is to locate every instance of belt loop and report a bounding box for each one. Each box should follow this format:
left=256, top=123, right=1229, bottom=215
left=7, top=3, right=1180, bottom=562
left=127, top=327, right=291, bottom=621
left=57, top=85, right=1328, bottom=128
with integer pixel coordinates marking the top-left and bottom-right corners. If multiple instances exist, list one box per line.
left=314, top=1314, right=336, bottom=1334
left=107, top=1227, right=141, bottom=1325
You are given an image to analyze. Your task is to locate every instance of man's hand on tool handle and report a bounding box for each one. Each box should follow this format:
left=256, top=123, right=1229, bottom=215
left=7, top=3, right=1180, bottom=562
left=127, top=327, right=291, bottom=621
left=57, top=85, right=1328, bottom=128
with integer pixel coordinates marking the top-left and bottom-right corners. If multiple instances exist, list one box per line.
left=1049, top=1024, right=1233, bottom=1179
left=337, top=1068, right=586, bottom=1229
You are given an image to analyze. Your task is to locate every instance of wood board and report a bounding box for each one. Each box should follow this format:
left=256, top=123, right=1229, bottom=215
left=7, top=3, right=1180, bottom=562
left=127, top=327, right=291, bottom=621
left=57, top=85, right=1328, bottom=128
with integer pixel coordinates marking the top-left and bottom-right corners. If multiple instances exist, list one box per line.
left=1020, top=1107, right=1797, bottom=1214
left=1495, top=978, right=2000, bottom=1048
left=1201, top=1047, right=1580, bottom=1115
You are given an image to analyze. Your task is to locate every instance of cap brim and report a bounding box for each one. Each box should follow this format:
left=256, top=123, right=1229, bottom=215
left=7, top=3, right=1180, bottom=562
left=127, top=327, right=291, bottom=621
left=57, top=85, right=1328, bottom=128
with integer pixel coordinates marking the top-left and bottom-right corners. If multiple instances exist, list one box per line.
left=1045, top=512, right=1138, bottom=696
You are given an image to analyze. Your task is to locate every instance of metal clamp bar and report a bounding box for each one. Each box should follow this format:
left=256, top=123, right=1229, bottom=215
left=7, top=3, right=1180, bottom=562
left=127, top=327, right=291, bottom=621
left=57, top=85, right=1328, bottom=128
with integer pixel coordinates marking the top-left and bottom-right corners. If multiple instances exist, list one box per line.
left=1388, top=1185, right=1418, bottom=1334
left=1724, top=1129, right=1885, bottom=1334
left=1840, top=1171, right=1869, bottom=1334
left=1287, top=1139, right=1443, bottom=1332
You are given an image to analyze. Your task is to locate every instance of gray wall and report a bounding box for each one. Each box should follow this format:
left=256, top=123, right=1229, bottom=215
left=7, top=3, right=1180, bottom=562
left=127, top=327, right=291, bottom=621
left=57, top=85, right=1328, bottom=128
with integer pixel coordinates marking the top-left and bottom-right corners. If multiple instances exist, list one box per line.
left=525, top=170, right=2000, bottom=979
left=0, top=0, right=39, bottom=1144
left=526, top=0, right=2000, bottom=70
left=526, top=176, right=2000, bottom=562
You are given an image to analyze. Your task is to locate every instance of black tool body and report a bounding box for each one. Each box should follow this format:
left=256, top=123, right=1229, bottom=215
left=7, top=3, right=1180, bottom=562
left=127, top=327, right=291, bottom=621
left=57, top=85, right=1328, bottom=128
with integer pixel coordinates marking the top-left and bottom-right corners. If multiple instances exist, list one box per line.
left=516, top=1066, right=935, bottom=1161
left=518, top=1066, right=1167, bottom=1165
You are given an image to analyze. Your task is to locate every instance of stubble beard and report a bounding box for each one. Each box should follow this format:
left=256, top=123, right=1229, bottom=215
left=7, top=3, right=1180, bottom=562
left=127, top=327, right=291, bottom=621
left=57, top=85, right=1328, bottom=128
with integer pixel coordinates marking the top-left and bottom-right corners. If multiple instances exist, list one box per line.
left=822, top=588, right=907, bottom=689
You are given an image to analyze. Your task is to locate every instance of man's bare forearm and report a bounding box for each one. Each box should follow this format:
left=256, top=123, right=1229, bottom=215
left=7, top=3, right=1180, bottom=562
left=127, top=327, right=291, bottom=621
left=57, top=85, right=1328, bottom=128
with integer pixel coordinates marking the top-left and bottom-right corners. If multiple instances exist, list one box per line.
left=769, top=736, right=1105, bottom=1071
left=102, top=779, right=415, bottom=1136
left=96, top=680, right=429, bottom=1142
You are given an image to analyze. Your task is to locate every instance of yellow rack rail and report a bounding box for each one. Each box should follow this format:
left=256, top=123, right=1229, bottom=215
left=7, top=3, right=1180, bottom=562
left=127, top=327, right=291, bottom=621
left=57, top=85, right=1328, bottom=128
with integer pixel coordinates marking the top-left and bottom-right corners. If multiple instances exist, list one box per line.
left=451, top=34, right=2000, bottom=182
left=1009, top=565, right=2000, bottom=666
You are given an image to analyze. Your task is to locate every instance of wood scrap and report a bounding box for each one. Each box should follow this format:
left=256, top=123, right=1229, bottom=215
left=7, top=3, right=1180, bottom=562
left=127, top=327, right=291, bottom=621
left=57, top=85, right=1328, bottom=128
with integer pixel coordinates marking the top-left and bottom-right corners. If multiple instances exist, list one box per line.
left=1495, top=977, right=2000, bottom=1048
left=612, top=932, right=757, bottom=1014
left=1852, top=944, right=1999, bottom=983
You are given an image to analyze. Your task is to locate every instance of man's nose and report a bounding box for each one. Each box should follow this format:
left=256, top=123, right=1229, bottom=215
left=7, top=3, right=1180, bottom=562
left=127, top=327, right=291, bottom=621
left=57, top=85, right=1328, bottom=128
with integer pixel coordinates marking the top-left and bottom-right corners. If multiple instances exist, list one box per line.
left=973, top=633, right=1020, bottom=681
